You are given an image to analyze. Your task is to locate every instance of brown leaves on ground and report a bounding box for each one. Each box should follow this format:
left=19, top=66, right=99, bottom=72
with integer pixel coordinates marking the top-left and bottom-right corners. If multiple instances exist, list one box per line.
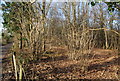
left=2, top=47, right=120, bottom=80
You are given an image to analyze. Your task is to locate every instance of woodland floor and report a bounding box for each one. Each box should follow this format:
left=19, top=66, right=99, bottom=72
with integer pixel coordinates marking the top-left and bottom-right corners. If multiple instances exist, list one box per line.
left=1, top=43, right=120, bottom=81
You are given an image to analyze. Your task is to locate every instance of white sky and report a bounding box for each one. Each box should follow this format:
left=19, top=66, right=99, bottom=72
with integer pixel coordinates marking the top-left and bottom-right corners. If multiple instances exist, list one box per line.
left=0, top=8, right=3, bottom=33
left=0, top=1, right=3, bottom=33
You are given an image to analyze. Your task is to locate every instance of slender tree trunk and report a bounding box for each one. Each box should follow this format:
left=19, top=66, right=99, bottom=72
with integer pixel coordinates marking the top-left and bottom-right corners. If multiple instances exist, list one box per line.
left=41, top=1, right=46, bottom=52
left=104, top=29, right=108, bottom=49
left=20, top=32, right=22, bottom=49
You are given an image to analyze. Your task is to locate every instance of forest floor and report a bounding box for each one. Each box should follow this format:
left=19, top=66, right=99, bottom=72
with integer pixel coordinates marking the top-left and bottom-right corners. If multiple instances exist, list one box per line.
left=1, top=43, right=120, bottom=80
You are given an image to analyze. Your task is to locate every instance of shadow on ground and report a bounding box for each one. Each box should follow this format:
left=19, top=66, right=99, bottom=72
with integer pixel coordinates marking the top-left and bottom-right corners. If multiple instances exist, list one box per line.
left=88, top=56, right=120, bottom=71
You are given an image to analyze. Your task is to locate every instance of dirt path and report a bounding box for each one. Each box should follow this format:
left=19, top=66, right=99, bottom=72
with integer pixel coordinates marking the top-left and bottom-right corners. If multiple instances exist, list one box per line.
left=0, top=43, right=12, bottom=80
left=0, top=43, right=12, bottom=62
